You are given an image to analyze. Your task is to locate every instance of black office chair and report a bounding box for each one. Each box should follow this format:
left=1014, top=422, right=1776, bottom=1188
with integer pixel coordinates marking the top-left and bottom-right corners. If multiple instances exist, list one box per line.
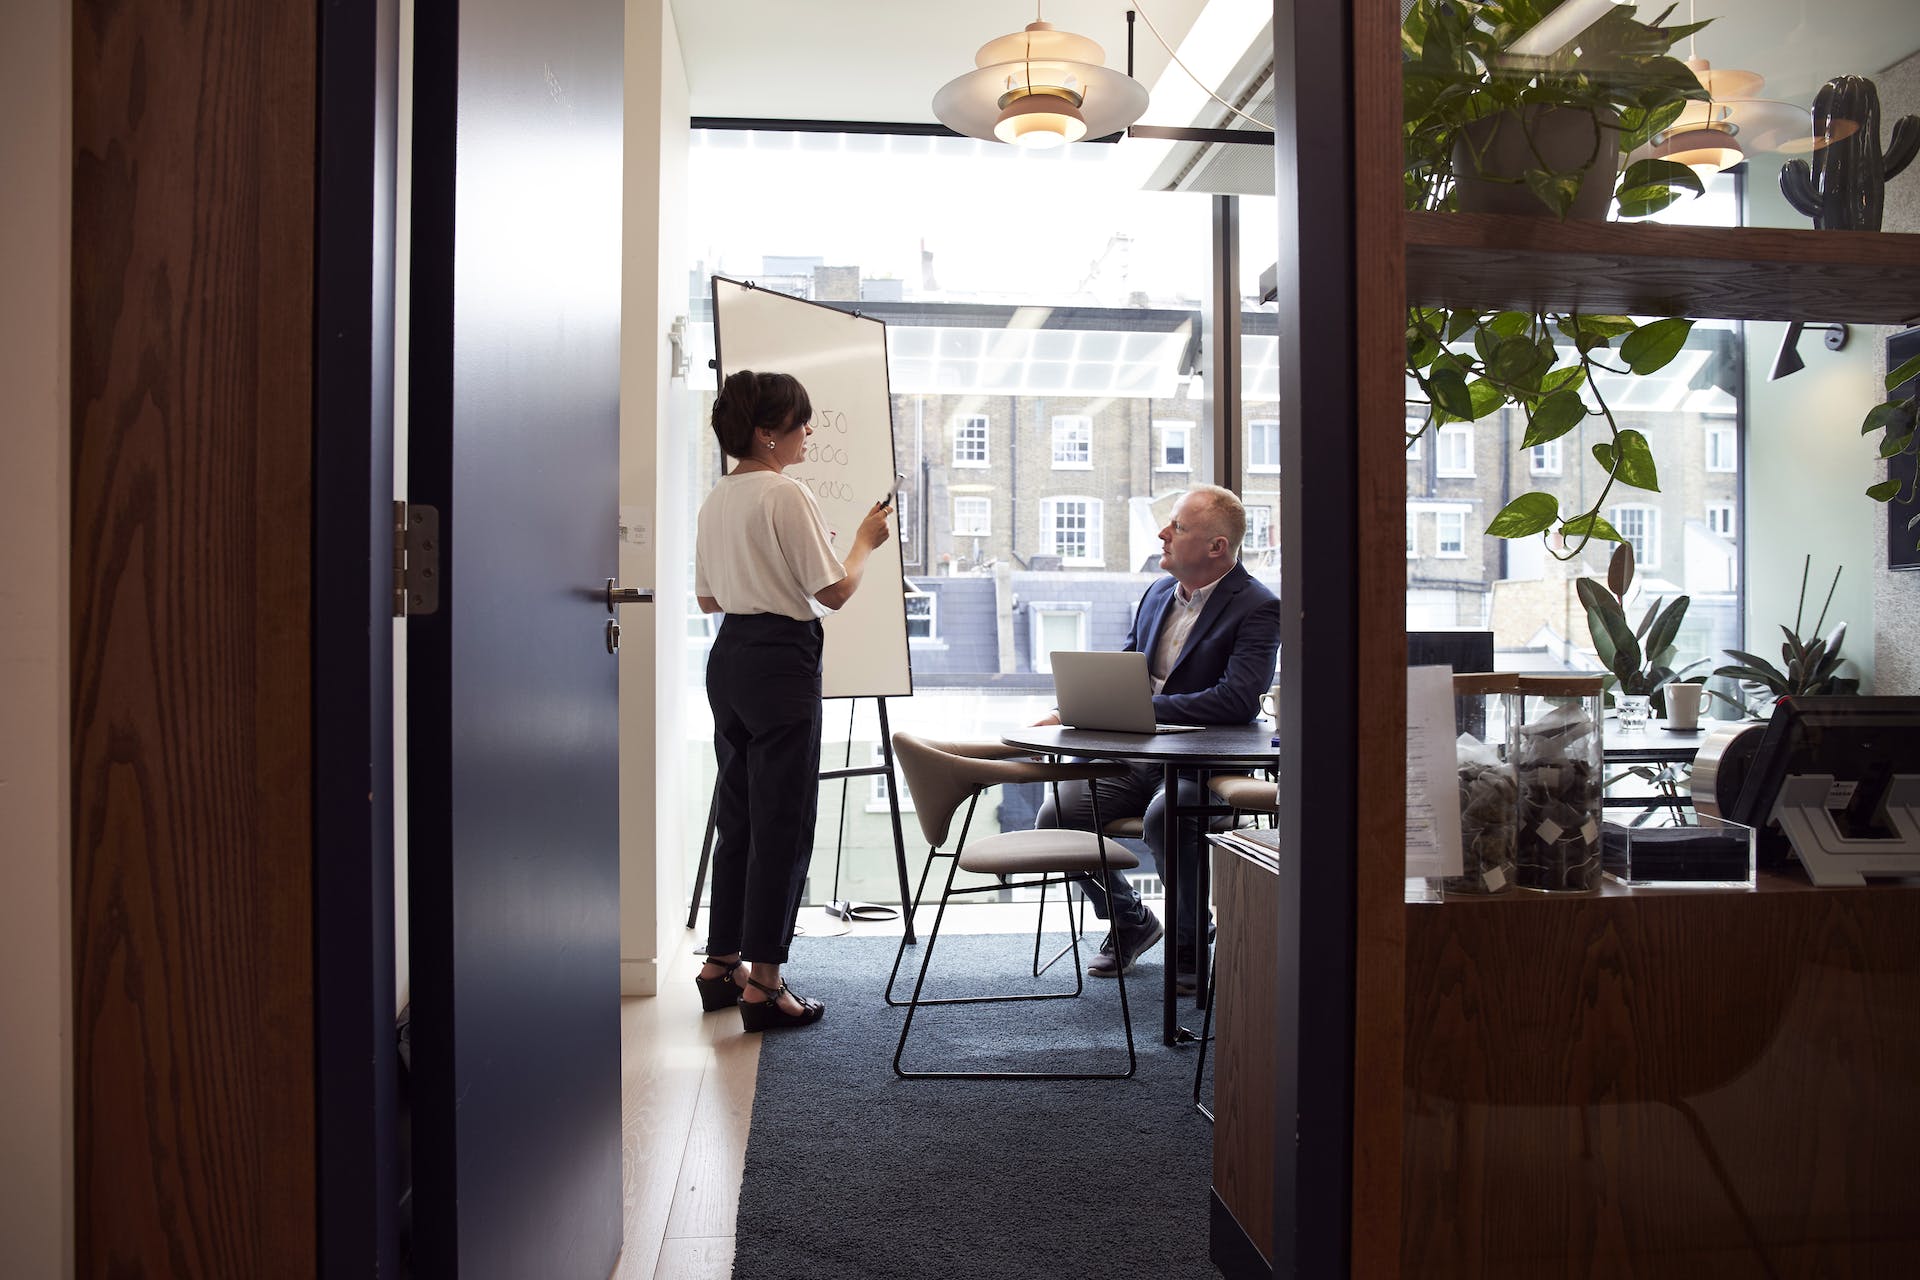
left=888, top=732, right=1142, bottom=1081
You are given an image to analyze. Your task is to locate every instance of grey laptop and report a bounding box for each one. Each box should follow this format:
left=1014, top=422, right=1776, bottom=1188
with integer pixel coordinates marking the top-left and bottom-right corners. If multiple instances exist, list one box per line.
left=1050, top=651, right=1204, bottom=734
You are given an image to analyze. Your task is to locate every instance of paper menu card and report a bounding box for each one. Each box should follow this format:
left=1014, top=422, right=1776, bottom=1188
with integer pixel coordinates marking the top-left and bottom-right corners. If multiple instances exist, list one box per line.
left=1406, top=664, right=1464, bottom=879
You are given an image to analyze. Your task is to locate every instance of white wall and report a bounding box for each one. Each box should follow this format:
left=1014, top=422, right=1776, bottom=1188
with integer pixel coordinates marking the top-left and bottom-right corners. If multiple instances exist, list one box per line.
left=619, top=0, right=692, bottom=994
left=1873, top=48, right=1920, bottom=695
left=1744, top=179, right=1880, bottom=691
left=0, top=1, right=74, bottom=1275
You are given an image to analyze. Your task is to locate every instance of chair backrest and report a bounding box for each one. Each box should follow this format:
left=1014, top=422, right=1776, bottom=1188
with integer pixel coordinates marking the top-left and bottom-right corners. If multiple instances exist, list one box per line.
left=889, top=732, right=986, bottom=850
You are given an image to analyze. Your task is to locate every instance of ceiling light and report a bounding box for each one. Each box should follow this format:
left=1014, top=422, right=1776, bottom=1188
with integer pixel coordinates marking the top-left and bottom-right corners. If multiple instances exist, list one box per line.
left=933, top=13, right=1148, bottom=149
left=1645, top=125, right=1744, bottom=182
left=1504, top=0, right=1626, bottom=58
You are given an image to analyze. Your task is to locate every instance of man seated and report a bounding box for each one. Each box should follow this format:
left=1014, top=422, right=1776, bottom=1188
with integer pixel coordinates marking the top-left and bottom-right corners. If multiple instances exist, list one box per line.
left=1033, top=484, right=1280, bottom=993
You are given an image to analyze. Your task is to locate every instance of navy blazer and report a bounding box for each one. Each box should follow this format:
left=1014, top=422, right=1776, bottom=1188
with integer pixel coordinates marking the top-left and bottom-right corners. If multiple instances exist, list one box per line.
left=1126, top=560, right=1280, bottom=725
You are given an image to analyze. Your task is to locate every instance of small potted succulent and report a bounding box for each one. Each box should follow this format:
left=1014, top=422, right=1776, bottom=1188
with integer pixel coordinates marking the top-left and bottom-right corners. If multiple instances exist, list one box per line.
left=1714, top=556, right=1859, bottom=714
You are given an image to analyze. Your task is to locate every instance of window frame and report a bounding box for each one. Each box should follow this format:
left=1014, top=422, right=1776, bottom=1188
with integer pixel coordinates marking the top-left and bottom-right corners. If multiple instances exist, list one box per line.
left=952, top=494, right=992, bottom=537
left=1609, top=502, right=1661, bottom=570
left=1705, top=422, right=1737, bottom=472
left=1435, top=424, right=1474, bottom=478
left=1050, top=414, right=1093, bottom=470
left=1245, top=505, right=1274, bottom=552
left=903, top=587, right=936, bottom=641
left=1706, top=502, right=1736, bottom=538
left=1434, top=509, right=1467, bottom=558
left=952, top=414, right=990, bottom=468
left=1041, top=495, right=1104, bottom=567
left=1027, top=602, right=1091, bottom=674
left=1158, top=420, right=1194, bottom=472
left=1529, top=439, right=1563, bottom=476
left=1247, top=418, right=1280, bottom=473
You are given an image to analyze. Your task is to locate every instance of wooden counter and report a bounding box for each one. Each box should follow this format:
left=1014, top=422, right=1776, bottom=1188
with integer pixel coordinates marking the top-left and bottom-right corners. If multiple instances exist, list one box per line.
left=1403, top=874, right=1920, bottom=1277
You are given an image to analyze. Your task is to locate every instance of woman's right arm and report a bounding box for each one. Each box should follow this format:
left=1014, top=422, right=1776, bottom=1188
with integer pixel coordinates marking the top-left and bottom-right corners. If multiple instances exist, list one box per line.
left=697, top=595, right=722, bottom=614
left=814, top=501, right=892, bottom=611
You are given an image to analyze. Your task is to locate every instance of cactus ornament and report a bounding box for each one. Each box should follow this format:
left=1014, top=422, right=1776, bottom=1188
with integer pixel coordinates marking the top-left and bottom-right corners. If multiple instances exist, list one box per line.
left=1780, top=75, right=1920, bottom=231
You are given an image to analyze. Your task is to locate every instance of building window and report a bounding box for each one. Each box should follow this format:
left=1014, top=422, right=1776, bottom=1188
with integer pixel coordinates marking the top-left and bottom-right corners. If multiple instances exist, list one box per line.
left=1705, top=423, right=1737, bottom=472
left=1707, top=503, right=1736, bottom=538
left=1159, top=421, right=1193, bottom=471
left=1051, top=415, right=1092, bottom=469
left=953, top=415, right=989, bottom=467
left=1028, top=603, right=1090, bottom=673
left=1405, top=407, right=1423, bottom=459
left=1530, top=440, right=1562, bottom=475
left=1245, top=505, right=1273, bottom=551
left=868, top=743, right=915, bottom=814
left=893, top=483, right=912, bottom=548
left=952, top=495, right=991, bottom=537
left=1248, top=419, right=1280, bottom=472
left=1406, top=510, right=1419, bottom=558
left=1042, top=497, right=1103, bottom=566
left=1610, top=504, right=1660, bottom=569
left=904, top=588, right=936, bottom=640
left=1435, top=510, right=1467, bottom=557
left=1436, top=424, right=1474, bottom=477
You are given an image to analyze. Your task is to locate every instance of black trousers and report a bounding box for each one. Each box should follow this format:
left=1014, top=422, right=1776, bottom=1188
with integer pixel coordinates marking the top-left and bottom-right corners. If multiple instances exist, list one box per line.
left=705, top=612, right=824, bottom=965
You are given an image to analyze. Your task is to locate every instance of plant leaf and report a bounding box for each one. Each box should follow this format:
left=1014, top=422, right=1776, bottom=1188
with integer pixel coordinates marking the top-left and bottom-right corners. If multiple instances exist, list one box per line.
left=1542, top=364, right=1586, bottom=396
left=1644, top=595, right=1691, bottom=663
left=1868, top=478, right=1902, bottom=501
left=1486, top=491, right=1559, bottom=538
left=1429, top=365, right=1473, bottom=419
left=1608, top=540, right=1635, bottom=597
left=1485, top=310, right=1532, bottom=338
left=1887, top=352, right=1920, bottom=394
left=1611, top=429, right=1661, bottom=491
left=1465, top=378, right=1507, bottom=420
left=1620, top=317, right=1694, bottom=375
left=1881, top=431, right=1915, bottom=460
left=1561, top=511, right=1622, bottom=542
left=1524, top=169, right=1581, bottom=218
left=1862, top=401, right=1914, bottom=436
left=1522, top=389, right=1587, bottom=447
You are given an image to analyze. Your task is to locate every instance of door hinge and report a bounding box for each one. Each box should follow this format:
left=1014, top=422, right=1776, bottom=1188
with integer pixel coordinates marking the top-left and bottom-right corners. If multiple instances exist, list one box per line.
left=393, top=500, right=441, bottom=617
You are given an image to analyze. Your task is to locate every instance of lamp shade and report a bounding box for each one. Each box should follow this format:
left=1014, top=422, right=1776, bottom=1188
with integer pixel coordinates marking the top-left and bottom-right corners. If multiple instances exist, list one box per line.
left=933, top=21, right=1148, bottom=147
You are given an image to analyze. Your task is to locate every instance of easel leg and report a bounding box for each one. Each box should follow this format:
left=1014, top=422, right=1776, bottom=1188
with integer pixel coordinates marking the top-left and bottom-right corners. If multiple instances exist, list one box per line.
left=686, top=784, right=718, bottom=932
left=877, top=698, right=916, bottom=944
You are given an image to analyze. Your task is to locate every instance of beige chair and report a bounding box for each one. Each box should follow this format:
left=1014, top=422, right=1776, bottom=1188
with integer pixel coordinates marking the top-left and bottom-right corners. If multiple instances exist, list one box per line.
left=1208, top=773, right=1278, bottom=821
left=888, top=732, right=1143, bottom=1080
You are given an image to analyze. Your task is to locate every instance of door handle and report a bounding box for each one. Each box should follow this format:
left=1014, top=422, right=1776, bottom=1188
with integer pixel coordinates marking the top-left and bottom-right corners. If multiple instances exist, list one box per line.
left=606, top=578, right=654, bottom=612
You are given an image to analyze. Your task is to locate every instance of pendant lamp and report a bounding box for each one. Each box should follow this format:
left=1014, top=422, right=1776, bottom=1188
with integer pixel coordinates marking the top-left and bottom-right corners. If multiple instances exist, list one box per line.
left=932, top=13, right=1149, bottom=150
left=1630, top=58, right=1859, bottom=178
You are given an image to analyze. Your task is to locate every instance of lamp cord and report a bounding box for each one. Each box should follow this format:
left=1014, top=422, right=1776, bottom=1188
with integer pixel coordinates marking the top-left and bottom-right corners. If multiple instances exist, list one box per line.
left=1131, top=1, right=1275, bottom=132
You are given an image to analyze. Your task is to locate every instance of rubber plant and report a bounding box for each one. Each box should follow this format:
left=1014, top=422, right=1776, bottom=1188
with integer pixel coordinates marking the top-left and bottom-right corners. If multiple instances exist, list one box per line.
left=1402, top=0, right=1715, bottom=558
left=1576, top=541, right=1698, bottom=710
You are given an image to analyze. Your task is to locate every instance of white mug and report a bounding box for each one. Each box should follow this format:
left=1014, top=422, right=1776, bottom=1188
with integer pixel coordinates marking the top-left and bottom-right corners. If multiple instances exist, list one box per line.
left=1260, top=682, right=1281, bottom=719
left=1665, top=682, right=1705, bottom=730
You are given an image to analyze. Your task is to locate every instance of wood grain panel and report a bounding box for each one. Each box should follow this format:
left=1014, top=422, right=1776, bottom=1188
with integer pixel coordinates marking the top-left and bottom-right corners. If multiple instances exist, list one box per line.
left=1213, top=844, right=1280, bottom=1268
left=71, top=0, right=317, bottom=1275
left=1402, top=881, right=1920, bottom=1278
left=1407, top=213, right=1920, bottom=324
left=1351, top=0, right=1410, bottom=1274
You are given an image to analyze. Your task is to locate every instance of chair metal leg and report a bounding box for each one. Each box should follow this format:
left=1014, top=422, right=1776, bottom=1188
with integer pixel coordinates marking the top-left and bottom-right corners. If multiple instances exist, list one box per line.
left=1192, top=949, right=1218, bottom=1122
left=893, top=784, right=1135, bottom=1081
left=1032, top=872, right=1088, bottom=978
left=884, top=845, right=946, bottom=1007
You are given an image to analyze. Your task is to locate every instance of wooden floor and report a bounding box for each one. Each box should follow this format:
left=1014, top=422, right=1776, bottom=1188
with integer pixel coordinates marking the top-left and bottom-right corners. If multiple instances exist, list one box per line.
left=612, top=903, right=1047, bottom=1279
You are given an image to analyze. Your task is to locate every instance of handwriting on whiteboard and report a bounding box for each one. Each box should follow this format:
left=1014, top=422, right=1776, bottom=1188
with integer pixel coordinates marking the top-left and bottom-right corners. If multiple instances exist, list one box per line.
left=787, top=408, right=860, bottom=504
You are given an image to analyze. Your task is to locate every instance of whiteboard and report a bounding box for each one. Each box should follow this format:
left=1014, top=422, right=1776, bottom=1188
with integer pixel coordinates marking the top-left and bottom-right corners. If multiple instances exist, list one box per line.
left=711, top=277, right=912, bottom=700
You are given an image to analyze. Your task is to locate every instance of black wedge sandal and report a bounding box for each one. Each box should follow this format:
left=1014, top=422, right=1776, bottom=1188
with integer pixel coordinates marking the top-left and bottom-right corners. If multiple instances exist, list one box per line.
left=738, top=975, right=825, bottom=1032
left=694, top=958, right=746, bottom=1012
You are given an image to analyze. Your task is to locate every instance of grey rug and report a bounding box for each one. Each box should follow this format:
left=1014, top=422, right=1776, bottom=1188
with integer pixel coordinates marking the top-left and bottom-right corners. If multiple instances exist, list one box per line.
left=732, top=933, right=1216, bottom=1280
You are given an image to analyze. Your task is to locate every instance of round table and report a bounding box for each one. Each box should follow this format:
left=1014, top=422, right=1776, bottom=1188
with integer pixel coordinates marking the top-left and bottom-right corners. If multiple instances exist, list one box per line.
left=1001, top=722, right=1278, bottom=1045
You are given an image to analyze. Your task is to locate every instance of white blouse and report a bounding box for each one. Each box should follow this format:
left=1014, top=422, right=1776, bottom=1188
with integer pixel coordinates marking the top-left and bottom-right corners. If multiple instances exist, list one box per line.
left=694, top=470, right=847, bottom=621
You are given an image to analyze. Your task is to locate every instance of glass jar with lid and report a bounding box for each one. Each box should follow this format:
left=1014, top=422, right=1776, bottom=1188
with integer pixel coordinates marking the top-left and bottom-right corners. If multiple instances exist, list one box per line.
left=1447, top=672, right=1520, bottom=895
left=1511, top=674, right=1606, bottom=892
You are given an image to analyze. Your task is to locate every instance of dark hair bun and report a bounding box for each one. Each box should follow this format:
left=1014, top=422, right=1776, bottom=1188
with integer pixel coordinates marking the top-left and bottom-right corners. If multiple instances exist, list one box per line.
left=712, top=370, right=812, bottom=459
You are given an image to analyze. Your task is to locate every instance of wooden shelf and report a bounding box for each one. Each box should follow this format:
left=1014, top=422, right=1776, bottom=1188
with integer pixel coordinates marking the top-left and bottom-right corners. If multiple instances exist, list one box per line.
left=1406, top=211, right=1920, bottom=325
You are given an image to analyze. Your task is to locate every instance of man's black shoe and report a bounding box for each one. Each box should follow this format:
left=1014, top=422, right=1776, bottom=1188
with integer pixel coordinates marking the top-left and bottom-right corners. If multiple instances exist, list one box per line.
left=1088, top=912, right=1164, bottom=978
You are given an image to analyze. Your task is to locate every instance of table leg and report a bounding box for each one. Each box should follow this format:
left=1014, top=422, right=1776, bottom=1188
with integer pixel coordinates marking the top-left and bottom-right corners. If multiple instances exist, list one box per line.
left=1162, top=763, right=1180, bottom=1046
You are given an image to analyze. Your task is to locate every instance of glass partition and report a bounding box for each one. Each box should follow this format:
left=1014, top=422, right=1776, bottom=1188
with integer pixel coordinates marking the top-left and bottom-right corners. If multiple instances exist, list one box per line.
left=682, top=128, right=1219, bottom=907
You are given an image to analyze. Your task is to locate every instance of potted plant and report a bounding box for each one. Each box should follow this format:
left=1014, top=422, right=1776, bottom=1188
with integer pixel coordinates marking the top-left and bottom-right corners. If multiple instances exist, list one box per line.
left=1575, top=542, right=1700, bottom=724
left=1403, top=0, right=1712, bottom=219
left=1402, top=1, right=1716, bottom=559
left=1714, top=556, right=1859, bottom=713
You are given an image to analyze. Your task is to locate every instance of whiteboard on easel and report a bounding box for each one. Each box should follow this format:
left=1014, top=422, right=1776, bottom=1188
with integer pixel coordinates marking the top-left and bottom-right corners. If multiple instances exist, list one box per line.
left=711, top=276, right=912, bottom=700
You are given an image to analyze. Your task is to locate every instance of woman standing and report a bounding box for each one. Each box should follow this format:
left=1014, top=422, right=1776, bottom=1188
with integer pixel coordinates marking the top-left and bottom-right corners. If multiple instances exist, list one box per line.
left=693, top=370, right=892, bottom=1031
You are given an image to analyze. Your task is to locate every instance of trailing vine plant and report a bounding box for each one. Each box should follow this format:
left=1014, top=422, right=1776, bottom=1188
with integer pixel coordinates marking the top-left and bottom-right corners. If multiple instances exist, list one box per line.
left=1402, top=0, right=1714, bottom=558
left=1864, top=351, right=1920, bottom=550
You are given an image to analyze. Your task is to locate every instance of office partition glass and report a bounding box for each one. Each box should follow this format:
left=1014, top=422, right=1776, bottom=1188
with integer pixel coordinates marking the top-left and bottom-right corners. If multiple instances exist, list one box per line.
left=681, top=127, right=1220, bottom=908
